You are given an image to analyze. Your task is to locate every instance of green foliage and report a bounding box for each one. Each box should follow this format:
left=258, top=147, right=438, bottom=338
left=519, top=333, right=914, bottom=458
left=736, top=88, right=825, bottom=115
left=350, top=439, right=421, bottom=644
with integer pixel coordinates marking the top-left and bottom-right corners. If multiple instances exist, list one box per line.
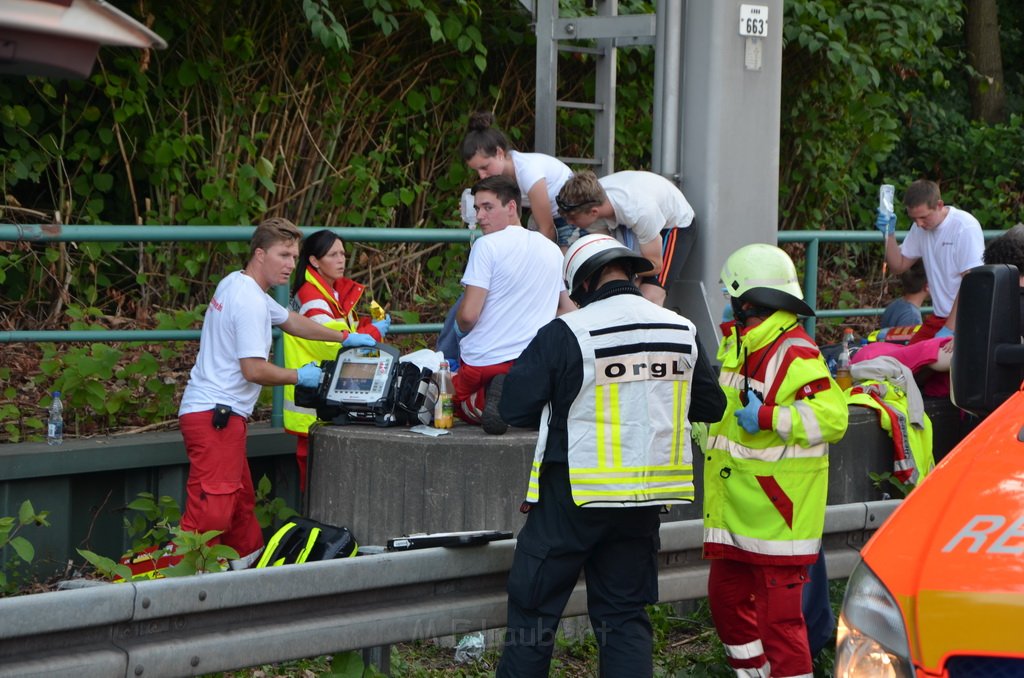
left=254, top=474, right=299, bottom=529
left=869, top=470, right=915, bottom=498
left=79, top=527, right=239, bottom=581
left=122, top=492, right=181, bottom=553
left=0, top=501, right=51, bottom=595
left=76, top=548, right=133, bottom=582
left=329, top=651, right=388, bottom=677
left=780, top=0, right=967, bottom=235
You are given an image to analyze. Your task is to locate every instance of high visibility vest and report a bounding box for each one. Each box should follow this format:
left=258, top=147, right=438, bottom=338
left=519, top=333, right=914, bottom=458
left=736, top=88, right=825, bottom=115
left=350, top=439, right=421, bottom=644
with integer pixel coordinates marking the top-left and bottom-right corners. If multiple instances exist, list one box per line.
left=704, top=311, right=849, bottom=565
left=527, top=294, right=699, bottom=508
left=283, top=270, right=363, bottom=436
left=848, top=380, right=934, bottom=485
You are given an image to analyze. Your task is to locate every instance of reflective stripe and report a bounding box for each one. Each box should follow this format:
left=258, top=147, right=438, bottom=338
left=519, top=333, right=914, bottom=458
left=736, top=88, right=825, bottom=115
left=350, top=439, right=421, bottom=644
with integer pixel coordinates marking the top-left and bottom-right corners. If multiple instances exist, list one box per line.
left=595, top=384, right=607, bottom=466
left=720, top=370, right=766, bottom=393
left=707, top=434, right=827, bottom=461
left=673, top=379, right=688, bottom=466
left=525, top=460, right=542, bottom=503
left=775, top=404, right=792, bottom=439
left=283, top=400, right=316, bottom=416
left=704, top=526, right=820, bottom=557
left=724, top=638, right=765, bottom=659
left=297, top=297, right=333, bottom=317
left=609, top=383, right=622, bottom=468
left=764, top=336, right=817, bottom=386
left=793, top=400, right=824, bottom=445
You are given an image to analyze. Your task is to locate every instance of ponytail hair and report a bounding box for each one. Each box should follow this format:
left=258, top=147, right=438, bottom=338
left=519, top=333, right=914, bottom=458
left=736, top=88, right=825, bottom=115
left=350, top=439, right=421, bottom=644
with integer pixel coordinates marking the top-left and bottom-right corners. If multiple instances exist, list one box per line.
left=460, top=110, right=510, bottom=161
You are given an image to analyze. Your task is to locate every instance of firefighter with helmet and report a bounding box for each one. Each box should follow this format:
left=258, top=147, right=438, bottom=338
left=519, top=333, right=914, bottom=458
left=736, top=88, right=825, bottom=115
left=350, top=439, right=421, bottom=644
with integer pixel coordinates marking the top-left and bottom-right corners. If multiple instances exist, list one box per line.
left=494, top=233, right=726, bottom=677
left=705, top=243, right=849, bottom=677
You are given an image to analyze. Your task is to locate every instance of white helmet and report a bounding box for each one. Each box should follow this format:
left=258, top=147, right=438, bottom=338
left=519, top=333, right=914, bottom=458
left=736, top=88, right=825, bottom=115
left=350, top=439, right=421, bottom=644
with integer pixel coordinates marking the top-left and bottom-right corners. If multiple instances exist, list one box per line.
left=563, top=234, right=654, bottom=304
left=720, top=243, right=814, bottom=316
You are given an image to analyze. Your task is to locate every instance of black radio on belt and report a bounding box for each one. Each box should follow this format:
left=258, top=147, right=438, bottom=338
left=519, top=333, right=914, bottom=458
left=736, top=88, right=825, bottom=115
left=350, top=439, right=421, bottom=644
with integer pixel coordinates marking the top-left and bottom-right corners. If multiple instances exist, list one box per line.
left=295, top=344, right=433, bottom=427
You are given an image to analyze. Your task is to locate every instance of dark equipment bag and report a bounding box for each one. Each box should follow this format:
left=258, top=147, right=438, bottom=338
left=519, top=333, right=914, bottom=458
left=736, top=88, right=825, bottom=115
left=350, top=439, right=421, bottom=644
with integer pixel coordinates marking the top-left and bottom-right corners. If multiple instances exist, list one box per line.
left=255, top=517, right=358, bottom=568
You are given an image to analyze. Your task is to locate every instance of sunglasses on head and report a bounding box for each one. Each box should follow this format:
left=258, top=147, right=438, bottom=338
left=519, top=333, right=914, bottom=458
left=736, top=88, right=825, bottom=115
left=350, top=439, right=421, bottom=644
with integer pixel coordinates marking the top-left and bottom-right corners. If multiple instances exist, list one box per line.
left=556, top=196, right=599, bottom=213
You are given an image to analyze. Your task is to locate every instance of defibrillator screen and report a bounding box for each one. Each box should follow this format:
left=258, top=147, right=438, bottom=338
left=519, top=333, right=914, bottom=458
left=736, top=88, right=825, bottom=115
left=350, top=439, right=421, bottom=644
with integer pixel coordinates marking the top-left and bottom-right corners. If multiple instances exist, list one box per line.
left=324, top=348, right=396, bottom=406
left=337, top=362, right=377, bottom=392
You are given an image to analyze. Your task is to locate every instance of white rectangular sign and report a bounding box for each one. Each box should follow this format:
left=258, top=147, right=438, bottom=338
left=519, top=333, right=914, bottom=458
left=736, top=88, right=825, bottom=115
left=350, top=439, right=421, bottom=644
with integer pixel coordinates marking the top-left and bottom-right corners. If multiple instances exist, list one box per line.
left=739, top=4, right=769, bottom=37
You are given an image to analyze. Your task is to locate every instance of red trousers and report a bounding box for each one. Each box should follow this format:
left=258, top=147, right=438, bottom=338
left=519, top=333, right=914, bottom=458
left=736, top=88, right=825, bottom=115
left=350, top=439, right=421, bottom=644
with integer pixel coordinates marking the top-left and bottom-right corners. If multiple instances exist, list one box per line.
left=452, top=360, right=513, bottom=424
left=708, top=558, right=812, bottom=678
left=907, top=314, right=946, bottom=345
left=295, top=434, right=309, bottom=494
left=179, top=411, right=264, bottom=559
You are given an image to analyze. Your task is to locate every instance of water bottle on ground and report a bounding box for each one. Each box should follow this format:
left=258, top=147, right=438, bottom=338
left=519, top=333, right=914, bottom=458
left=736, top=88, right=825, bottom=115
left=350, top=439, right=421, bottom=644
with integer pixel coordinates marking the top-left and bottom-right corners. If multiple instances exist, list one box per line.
left=47, top=391, right=64, bottom=446
left=433, top=362, right=454, bottom=429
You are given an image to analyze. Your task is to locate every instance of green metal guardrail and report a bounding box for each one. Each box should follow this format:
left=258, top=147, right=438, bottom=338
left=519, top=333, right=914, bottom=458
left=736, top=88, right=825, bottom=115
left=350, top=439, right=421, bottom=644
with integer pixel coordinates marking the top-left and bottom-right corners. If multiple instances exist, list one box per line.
left=0, top=225, right=473, bottom=425
left=1, top=225, right=1008, bottom=401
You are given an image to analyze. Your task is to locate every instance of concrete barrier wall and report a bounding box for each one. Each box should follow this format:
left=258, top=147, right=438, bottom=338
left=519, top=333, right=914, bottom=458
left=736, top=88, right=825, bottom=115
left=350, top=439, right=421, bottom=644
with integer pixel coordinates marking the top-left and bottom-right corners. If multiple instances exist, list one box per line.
left=0, top=398, right=970, bottom=575
left=308, top=398, right=970, bottom=547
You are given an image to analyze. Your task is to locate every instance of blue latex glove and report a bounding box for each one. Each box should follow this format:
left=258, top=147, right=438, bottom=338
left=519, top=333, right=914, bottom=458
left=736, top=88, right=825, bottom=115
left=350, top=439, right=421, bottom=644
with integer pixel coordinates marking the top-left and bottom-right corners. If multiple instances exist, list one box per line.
left=372, top=314, right=391, bottom=338
left=876, top=327, right=890, bottom=341
left=453, top=322, right=467, bottom=340
left=342, top=332, right=377, bottom=348
left=735, top=390, right=763, bottom=434
left=874, top=208, right=896, bottom=236
left=296, top=362, right=322, bottom=388
left=935, top=326, right=954, bottom=338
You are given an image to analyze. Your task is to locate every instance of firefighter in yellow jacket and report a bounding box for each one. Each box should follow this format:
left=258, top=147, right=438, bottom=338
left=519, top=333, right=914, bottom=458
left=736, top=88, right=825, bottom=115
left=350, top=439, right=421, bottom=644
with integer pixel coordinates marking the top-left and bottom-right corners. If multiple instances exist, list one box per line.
left=705, top=244, right=849, bottom=677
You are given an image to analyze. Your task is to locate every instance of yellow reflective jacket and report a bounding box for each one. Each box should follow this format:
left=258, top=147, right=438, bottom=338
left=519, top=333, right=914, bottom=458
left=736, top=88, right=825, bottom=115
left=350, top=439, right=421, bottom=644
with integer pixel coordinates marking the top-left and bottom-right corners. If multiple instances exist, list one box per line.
left=704, top=310, right=849, bottom=565
left=283, top=269, right=371, bottom=436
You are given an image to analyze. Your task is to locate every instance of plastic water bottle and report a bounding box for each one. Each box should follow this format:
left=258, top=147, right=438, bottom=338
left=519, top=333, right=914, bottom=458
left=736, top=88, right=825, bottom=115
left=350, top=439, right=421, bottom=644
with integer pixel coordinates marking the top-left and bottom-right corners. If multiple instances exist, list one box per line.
left=47, top=391, right=64, bottom=446
left=433, top=362, right=454, bottom=429
left=835, top=329, right=854, bottom=391
left=879, top=184, right=895, bottom=218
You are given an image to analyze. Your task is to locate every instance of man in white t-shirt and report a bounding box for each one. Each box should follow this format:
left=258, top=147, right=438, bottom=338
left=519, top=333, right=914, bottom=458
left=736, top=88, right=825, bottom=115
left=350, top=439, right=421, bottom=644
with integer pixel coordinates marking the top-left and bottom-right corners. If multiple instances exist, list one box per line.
left=875, top=179, right=984, bottom=344
left=556, top=170, right=696, bottom=306
left=177, top=218, right=377, bottom=569
left=454, top=175, right=575, bottom=434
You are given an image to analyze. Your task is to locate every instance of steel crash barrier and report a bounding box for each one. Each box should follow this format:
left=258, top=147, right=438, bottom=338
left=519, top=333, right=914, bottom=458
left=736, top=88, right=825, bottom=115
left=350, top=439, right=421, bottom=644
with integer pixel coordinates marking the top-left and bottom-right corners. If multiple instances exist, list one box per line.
left=0, top=501, right=899, bottom=678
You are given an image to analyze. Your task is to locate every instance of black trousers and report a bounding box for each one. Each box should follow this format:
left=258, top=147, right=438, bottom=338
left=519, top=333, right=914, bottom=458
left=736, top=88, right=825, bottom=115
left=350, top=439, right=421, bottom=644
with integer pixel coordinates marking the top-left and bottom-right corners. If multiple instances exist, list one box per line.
left=496, top=463, right=663, bottom=678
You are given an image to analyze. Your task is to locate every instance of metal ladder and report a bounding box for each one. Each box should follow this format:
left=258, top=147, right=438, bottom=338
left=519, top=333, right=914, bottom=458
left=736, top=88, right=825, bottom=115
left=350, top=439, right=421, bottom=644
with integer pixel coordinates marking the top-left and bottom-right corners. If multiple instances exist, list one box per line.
left=523, top=0, right=657, bottom=177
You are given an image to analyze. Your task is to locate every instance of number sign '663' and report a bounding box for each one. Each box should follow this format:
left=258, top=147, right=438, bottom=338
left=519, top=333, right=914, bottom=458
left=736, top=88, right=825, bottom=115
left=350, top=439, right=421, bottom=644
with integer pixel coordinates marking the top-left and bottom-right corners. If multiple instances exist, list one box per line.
left=739, top=4, right=768, bottom=37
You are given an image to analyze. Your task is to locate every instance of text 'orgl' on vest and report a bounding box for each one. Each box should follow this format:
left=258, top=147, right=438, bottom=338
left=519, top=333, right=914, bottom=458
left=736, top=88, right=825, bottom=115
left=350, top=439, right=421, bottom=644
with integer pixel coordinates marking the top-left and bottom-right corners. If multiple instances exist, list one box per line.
left=527, top=295, right=700, bottom=508
left=704, top=310, right=849, bottom=566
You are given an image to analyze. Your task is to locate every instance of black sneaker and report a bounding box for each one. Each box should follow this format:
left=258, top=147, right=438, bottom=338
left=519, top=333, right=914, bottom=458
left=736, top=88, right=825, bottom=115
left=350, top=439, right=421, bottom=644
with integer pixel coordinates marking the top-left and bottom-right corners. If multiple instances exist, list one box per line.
left=481, top=374, right=508, bottom=435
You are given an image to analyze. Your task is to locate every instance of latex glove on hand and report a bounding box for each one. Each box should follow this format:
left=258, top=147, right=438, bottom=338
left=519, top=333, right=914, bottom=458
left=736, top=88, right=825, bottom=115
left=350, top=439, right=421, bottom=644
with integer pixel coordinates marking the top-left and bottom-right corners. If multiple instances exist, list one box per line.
left=874, top=209, right=896, bottom=236
left=296, top=362, right=322, bottom=388
left=372, top=314, right=391, bottom=338
left=735, top=390, right=764, bottom=434
left=342, top=332, right=377, bottom=348
left=935, top=326, right=954, bottom=339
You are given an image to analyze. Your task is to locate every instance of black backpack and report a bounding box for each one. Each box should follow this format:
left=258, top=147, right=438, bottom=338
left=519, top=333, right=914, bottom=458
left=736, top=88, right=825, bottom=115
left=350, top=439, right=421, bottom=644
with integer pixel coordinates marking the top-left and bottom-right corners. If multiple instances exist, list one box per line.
left=255, top=517, right=358, bottom=567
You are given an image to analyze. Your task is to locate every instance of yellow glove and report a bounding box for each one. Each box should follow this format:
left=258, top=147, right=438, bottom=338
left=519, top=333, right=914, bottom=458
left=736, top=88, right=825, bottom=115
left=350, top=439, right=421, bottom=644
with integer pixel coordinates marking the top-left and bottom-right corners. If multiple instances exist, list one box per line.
left=369, top=300, right=386, bottom=321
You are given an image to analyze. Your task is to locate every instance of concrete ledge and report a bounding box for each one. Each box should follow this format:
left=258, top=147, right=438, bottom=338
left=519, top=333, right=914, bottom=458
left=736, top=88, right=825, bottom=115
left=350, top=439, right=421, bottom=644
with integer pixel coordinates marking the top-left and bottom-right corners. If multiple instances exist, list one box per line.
left=308, top=398, right=970, bottom=547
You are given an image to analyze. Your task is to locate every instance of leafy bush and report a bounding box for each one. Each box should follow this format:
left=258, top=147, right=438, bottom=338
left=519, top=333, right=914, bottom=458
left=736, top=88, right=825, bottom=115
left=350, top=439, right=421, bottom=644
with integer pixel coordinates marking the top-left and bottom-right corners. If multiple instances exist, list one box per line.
left=0, top=501, right=51, bottom=595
